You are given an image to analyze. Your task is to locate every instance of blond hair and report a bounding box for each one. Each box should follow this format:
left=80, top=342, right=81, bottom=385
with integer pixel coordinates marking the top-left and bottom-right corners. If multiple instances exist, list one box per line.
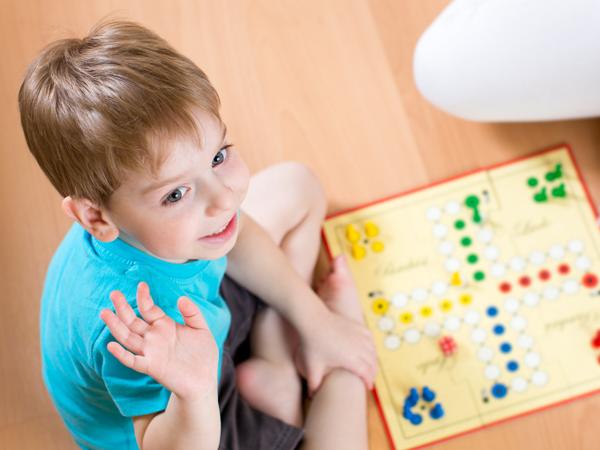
left=18, top=19, right=222, bottom=208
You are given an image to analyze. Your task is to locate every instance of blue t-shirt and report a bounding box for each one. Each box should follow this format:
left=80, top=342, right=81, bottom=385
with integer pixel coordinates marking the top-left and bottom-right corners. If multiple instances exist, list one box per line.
left=39, top=222, right=232, bottom=450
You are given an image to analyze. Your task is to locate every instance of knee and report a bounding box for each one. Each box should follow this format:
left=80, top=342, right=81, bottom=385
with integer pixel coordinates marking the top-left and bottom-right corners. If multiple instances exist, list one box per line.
left=277, top=162, right=327, bottom=220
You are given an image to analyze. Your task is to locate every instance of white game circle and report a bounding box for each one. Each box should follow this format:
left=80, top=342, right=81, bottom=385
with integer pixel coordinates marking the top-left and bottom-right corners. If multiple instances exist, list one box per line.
left=511, top=377, right=528, bottom=392
left=471, top=328, right=487, bottom=343
left=549, top=244, right=565, bottom=260
left=504, top=297, right=520, bottom=313
left=484, top=365, right=500, bottom=380
left=491, top=263, right=507, bottom=278
left=404, top=328, right=421, bottom=344
left=529, top=251, right=546, bottom=266
left=433, top=223, right=448, bottom=239
left=445, top=258, right=461, bottom=272
left=464, top=310, right=481, bottom=325
left=411, top=287, right=429, bottom=302
left=524, top=352, right=541, bottom=368
left=445, top=201, right=461, bottom=215
left=532, top=371, right=549, bottom=386
left=477, top=347, right=494, bottom=362
left=517, top=334, right=534, bottom=349
left=384, top=334, right=401, bottom=350
left=543, top=285, right=560, bottom=301
left=568, top=239, right=584, bottom=254
left=424, top=322, right=442, bottom=337
left=392, top=292, right=409, bottom=308
left=426, top=206, right=442, bottom=222
left=438, top=241, right=454, bottom=255
left=484, top=246, right=500, bottom=261
left=378, top=316, right=395, bottom=332
left=444, top=316, right=461, bottom=332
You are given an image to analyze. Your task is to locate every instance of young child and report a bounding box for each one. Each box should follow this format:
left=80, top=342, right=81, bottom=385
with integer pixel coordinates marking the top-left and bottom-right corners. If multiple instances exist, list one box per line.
left=19, top=19, right=377, bottom=450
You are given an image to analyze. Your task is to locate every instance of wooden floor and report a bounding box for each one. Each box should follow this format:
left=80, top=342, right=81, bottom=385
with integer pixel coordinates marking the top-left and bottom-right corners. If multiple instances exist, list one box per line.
left=2, top=1, right=600, bottom=449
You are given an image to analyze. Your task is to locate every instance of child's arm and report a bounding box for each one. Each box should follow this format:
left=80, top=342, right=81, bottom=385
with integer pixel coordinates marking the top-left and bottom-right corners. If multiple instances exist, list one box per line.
left=226, top=211, right=377, bottom=393
left=134, top=389, right=219, bottom=450
left=99, top=282, right=220, bottom=450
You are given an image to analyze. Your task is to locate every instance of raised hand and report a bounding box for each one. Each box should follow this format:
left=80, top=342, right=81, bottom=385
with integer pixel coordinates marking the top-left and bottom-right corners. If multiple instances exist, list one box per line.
left=99, top=281, right=218, bottom=400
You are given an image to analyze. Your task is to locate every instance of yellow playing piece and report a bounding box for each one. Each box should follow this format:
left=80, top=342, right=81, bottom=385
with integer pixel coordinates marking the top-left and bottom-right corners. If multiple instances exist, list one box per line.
left=322, top=146, right=600, bottom=449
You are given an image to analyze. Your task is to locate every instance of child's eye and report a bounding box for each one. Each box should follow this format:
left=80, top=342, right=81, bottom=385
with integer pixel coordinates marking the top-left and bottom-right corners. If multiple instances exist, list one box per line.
left=212, top=144, right=233, bottom=167
left=162, top=186, right=189, bottom=207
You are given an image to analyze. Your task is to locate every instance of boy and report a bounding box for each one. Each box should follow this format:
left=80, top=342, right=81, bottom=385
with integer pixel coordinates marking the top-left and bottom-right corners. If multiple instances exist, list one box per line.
left=19, top=19, right=377, bottom=450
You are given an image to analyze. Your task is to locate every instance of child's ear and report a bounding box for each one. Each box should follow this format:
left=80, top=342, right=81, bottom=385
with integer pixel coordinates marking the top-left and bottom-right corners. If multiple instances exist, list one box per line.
left=61, top=196, right=120, bottom=242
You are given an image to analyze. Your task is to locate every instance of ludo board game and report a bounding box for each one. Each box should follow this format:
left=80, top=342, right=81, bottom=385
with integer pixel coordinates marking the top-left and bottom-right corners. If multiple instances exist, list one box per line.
left=321, top=145, right=600, bottom=449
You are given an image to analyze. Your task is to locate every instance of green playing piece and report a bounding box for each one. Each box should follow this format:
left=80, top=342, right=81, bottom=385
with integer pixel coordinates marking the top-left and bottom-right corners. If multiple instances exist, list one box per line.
left=467, top=254, right=478, bottom=264
left=545, top=163, right=563, bottom=182
left=455, top=219, right=466, bottom=230
left=465, top=195, right=480, bottom=209
left=527, top=177, right=538, bottom=188
left=551, top=183, right=567, bottom=198
left=473, top=271, right=485, bottom=281
left=461, top=237, right=472, bottom=247
left=472, top=209, right=482, bottom=223
left=554, top=163, right=563, bottom=179
left=533, top=187, right=548, bottom=203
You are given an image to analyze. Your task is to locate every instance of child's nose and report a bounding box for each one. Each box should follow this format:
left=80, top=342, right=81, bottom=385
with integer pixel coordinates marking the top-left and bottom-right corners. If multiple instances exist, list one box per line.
left=204, top=181, right=236, bottom=217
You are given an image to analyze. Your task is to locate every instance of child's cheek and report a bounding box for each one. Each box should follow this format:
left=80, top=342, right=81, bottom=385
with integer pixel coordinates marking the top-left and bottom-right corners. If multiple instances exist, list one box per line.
left=229, top=153, right=250, bottom=197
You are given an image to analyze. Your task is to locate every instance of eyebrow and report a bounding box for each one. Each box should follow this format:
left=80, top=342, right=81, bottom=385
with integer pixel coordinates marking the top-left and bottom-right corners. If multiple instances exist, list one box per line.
left=141, top=124, right=228, bottom=196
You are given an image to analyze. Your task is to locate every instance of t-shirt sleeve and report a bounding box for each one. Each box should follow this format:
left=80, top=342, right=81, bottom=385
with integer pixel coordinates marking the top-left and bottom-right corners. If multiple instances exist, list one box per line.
left=92, top=324, right=171, bottom=418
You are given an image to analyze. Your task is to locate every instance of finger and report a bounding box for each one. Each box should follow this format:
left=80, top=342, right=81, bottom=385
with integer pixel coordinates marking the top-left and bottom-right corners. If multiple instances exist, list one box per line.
left=177, top=296, right=209, bottom=330
left=100, top=308, right=144, bottom=355
left=348, top=356, right=372, bottom=390
left=136, top=282, right=166, bottom=324
left=106, top=341, right=149, bottom=375
left=293, top=348, right=308, bottom=379
left=361, top=343, right=378, bottom=384
left=334, top=253, right=349, bottom=273
left=364, top=355, right=377, bottom=389
left=307, top=367, right=324, bottom=397
left=110, top=290, right=150, bottom=336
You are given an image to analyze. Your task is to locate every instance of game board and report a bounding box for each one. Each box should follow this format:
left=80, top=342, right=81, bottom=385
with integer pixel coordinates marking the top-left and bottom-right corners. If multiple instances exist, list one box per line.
left=321, top=145, right=600, bottom=449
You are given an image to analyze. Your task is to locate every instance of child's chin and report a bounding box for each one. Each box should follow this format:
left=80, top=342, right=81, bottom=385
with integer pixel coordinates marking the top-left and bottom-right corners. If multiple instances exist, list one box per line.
left=196, top=236, right=238, bottom=259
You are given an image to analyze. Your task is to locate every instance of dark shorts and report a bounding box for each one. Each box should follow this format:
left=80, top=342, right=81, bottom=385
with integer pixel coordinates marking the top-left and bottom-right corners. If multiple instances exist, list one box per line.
left=218, top=275, right=304, bottom=450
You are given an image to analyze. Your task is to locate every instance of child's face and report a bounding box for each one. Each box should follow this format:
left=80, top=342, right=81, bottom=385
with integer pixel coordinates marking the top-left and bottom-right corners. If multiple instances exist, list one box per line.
left=106, top=109, right=250, bottom=263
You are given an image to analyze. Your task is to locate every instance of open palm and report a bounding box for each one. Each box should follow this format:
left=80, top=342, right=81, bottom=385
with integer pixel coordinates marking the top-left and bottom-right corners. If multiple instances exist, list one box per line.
left=99, top=281, right=219, bottom=400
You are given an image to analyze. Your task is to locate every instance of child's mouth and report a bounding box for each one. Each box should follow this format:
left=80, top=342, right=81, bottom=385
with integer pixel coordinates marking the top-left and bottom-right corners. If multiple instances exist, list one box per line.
left=199, top=214, right=237, bottom=244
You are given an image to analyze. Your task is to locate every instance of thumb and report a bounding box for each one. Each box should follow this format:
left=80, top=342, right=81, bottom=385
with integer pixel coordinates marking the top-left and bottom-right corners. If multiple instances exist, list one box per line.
left=177, top=296, right=209, bottom=330
left=307, top=367, right=325, bottom=397
left=334, top=253, right=350, bottom=274
left=293, top=347, right=307, bottom=379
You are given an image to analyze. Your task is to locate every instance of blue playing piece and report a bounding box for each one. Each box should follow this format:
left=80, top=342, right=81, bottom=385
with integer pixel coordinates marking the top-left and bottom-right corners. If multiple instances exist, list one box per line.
left=406, top=387, right=419, bottom=406
left=409, top=413, right=423, bottom=425
left=430, top=403, right=445, bottom=420
left=403, top=405, right=414, bottom=420
left=491, top=383, right=508, bottom=399
left=422, top=386, right=436, bottom=402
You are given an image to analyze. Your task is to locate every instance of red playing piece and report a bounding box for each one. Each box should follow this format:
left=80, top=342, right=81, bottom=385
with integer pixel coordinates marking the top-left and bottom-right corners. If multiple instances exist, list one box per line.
left=591, top=330, right=600, bottom=348
left=558, top=263, right=570, bottom=275
left=538, top=269, right=551, bottom=281
left=499, top=282, right=511, bottom=293
left=518, top=276, right=531, bottom=287
left=438, top=336, right=457, bottom=356
left=583, top=273, right=598, bottom=289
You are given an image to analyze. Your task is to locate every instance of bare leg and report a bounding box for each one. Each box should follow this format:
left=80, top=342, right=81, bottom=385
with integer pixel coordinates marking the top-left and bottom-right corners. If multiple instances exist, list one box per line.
left=300, top=255, right=368, bottom=450
left=235, top=162, right=327, bottom=426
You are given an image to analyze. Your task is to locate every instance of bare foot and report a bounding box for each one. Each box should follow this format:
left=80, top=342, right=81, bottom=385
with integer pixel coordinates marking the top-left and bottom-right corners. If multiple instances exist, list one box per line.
left=315, top=254, right=364, bottom=324
left=235, top=358, right=303, bottom=427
